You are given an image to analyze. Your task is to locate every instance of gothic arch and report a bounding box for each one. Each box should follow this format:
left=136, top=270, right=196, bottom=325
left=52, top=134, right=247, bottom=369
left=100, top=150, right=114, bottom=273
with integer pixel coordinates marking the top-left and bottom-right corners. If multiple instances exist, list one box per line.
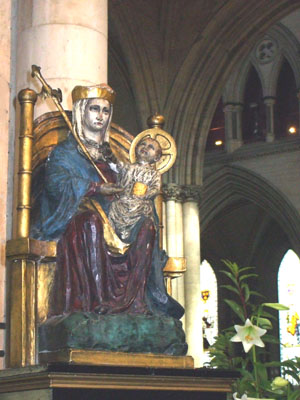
left=201, top=165, right=300, bottom=255
left=222, top=23, right=300, bottom=104
left=261, top=24, right=300, bottom=97
left=223, top=61, right=261, bottom=105
left=172, top=2, right=300, bottom=185
left=109, top=1, right=300, bottom=184
left=220, top=23, right=300, bottom=147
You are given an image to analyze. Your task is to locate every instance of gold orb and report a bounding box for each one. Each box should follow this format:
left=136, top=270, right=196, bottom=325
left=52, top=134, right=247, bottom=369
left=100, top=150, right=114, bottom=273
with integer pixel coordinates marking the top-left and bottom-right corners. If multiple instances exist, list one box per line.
left=147, top=114, right=165, bottom=129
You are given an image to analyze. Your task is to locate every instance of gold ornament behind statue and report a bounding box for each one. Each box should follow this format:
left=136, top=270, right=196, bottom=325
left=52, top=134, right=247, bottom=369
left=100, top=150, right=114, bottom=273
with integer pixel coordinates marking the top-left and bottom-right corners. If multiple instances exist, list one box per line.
left=129, top=128, right=177, bottom=174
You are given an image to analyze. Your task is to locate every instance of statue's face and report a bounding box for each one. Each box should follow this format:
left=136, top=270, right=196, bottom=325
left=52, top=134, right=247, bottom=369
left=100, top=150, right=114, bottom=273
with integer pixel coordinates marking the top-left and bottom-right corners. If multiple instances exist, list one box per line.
left=135, top=138, right=162, bottom=164
left=83, top=98, right=111, bottom=134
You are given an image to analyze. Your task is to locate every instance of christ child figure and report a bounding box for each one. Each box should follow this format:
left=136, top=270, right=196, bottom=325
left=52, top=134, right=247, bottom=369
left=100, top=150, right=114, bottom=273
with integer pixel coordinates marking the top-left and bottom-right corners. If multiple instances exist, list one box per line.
left=108, top=135, right=162, bottom=241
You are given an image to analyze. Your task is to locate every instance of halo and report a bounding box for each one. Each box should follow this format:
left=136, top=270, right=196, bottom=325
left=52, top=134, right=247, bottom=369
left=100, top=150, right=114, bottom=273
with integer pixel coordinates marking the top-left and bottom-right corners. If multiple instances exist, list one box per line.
left=129, top=128, right=177, bottom=174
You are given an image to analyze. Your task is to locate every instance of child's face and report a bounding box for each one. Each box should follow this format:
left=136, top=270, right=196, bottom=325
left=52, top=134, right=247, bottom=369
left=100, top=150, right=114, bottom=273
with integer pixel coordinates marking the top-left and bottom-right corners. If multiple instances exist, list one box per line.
left=135, top=138, right=162, bottom=164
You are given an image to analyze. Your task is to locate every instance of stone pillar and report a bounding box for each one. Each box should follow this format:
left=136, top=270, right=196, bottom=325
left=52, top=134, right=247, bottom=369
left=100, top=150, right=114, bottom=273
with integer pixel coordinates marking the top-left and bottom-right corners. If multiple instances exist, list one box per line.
left=264, top=97, right=276, bottom=142
left=297, top=90, right=300, bottom=133
left=163, top=184, right=185, bottom=308
left=7, top=0, right=109, bottom=367
left=0, top=0, right=14, bottom=370
left=175, top=200, right=185, bottom=311
left=182, top=185, right=203, bottom=367
left=235, top=104, right=243, bottom=144
left=224, top=103, right=243, bottom=152
left=16, top=0, right=108, bottom=117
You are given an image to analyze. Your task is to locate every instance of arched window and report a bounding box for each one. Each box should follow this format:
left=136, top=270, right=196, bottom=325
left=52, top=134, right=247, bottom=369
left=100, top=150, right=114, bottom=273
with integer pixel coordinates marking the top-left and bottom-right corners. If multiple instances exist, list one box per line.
left=278, top=249, right=300, bottom=363
left=205, top=98, right=225, bottom=152
left=200, top=260, right=218, bottom=363
left=275, top=59, right=299, bottom=138
left=242, top=65, right=265, bottom=142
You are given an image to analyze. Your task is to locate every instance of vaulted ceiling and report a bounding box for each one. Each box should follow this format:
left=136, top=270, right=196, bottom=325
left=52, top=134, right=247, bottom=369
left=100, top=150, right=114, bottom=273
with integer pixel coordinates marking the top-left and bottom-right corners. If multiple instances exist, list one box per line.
left=108, top=0, right=300, bottom=184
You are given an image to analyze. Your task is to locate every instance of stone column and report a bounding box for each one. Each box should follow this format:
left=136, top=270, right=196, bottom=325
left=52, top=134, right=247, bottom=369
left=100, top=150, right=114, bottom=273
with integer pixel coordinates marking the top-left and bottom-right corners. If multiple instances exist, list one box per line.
left=16, top=0, right=108, bottom=117
left=224, top=103, right=243, bottom=153
left=7, top=0, right=109, bottom=367
left=235, top=104, right=243, bottom=144
left=0, top=0, right=14, bottom=370
left=175, top=200, right=185, bottom=311
left=264, top=97, right=276, bottom=142
left=162, top=184, right=185, bottom=306
left=182, top=185, right=203, bottom=367
left=297, top=90, right=300, bottom=133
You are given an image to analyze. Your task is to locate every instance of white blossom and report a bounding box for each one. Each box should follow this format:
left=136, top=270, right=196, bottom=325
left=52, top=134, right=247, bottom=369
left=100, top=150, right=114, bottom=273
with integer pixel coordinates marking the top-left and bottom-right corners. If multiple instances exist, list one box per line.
left=233, top=392, right=248, bottom=400
left=231, top=318, right=266, bottom=353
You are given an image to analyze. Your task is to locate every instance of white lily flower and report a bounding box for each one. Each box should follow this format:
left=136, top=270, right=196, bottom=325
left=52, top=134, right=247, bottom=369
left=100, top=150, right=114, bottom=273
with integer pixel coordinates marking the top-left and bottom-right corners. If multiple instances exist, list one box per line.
left=233, top=393, right=248, bottom=400
left=231, top=318, right=267, bottom=353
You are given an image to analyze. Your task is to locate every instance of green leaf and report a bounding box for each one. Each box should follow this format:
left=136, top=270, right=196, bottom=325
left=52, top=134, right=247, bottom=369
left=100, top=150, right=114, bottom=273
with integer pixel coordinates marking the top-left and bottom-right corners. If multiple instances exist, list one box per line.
left=220, top=284, right=240, bottom=295
left=239, top=266, right=255, bottom=273
left=221, top=270, right=238, bottom=286
left=281, top=359, right=300, bottom=371
left=259, top=310, right=277, bottom=320
left=222, top=259, right=239, bottom=275
left=284, top=369, right=300, bottom=383
left=262, top=303, right=289, bottom=311
left=239, top=273, right=258, bottom=281
left=224, top=299, right=246, bottom=321
left=242, top=283, right=250, bottom=302
left=249, top=290, right=265, bottom=298
left=264, top=360, right=281, bottom=367
left=289, top=391, right=300, bottom=400
left=261, top=333, right=279, bottom=344
left=254, top=361, right=268, bottom=381
left=255, top=317, right=273, bottom=329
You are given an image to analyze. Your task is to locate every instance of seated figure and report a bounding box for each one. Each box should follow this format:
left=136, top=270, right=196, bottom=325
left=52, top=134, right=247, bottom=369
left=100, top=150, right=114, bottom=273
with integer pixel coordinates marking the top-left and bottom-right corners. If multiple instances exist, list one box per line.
left=31, top=84, right=184, bottom=320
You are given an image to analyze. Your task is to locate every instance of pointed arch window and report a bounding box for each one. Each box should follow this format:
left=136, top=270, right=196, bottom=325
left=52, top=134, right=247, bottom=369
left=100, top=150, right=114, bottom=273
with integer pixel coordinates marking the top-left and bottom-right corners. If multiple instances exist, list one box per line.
left=205, top=98, right=225, bottom=152
left=275, top=59, right=299, bottom=138
left=278, top=249, right=300, bottom=363
left=242, top=65, right=265, bottom=142
left=200, top=260, right=218, bottom=363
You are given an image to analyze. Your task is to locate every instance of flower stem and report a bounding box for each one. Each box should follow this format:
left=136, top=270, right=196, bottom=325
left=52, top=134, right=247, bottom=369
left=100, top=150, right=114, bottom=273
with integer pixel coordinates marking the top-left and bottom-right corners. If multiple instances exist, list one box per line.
left=252, top=346, right=260, bottom=398
left=237, top=274, right=248, bottom=320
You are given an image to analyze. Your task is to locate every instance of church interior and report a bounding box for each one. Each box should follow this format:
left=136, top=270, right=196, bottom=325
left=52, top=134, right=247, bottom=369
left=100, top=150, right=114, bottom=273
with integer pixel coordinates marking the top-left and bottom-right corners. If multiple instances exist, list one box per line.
left=0, top=0, right=300, bottom=398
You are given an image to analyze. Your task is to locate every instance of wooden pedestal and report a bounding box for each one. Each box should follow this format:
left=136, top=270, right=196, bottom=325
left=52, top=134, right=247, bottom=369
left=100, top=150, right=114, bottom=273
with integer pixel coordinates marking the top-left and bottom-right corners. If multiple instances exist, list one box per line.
left=0, top=364, right=237, bottom=400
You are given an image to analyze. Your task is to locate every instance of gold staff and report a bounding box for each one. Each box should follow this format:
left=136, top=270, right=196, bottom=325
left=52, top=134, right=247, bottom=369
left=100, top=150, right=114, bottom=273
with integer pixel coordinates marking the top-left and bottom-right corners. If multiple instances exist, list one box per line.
left=31, top=65, right=108, bottom=183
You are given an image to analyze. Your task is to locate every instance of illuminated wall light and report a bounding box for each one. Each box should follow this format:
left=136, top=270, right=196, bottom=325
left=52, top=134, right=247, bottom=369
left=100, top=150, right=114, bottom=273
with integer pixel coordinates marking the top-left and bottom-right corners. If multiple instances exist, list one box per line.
left=215, top=140, right=223, bottom=146
left=288, top=126, right=297, bottom=134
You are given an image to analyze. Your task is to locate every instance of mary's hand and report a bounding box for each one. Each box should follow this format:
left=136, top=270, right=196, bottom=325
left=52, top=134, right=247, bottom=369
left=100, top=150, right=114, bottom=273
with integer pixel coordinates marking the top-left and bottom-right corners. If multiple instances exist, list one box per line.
left=96, top=182, right=124, bottom=196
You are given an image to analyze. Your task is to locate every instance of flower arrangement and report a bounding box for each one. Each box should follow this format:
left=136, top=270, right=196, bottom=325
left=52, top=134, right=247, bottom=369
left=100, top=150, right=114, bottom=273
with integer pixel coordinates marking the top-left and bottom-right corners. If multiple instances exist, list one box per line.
left=207, top=260, right=300, bottom=400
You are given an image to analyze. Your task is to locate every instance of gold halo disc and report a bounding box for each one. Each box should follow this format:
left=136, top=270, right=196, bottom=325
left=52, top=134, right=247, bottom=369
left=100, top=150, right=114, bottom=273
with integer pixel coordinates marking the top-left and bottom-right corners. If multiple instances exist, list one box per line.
left=129, top=128, right=177, bottom=174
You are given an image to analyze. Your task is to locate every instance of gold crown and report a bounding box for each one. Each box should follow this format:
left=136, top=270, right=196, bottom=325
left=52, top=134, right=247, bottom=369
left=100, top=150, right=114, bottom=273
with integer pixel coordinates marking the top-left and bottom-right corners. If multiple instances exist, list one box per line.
left=72, top=84, right=116, bottom=104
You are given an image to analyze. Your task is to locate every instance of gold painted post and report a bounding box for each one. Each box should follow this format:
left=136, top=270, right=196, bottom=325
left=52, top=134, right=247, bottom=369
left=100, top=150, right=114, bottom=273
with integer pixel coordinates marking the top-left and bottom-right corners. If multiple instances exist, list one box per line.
left=148, top=114, right=165, bottom=249
left=16, top=89, right=37, bottom=238
left=7, top=89, right=38, bottom=368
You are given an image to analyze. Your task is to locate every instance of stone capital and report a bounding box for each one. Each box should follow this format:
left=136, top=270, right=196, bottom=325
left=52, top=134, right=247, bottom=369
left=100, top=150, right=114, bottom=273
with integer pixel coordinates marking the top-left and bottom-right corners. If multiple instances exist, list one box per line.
left=223, top=102, right=243, bottom=113
left=263, top=96, right=276, bottom=106
left=162, top=183, right=183, bottom=202
left=181, top=185, right=202, bottom=203
left=162, top=184, right=202, bottom=203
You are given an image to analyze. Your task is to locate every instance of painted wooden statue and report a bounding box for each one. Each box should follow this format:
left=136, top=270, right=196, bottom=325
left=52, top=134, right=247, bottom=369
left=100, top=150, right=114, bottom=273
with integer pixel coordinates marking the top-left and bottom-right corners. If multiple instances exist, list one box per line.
left=29, top=73, right=187, bottom=356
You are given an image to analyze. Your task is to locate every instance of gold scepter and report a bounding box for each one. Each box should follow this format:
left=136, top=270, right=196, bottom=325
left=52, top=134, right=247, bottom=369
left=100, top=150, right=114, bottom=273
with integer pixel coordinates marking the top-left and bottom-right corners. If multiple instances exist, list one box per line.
left=31, top=65, right=108, bottom=183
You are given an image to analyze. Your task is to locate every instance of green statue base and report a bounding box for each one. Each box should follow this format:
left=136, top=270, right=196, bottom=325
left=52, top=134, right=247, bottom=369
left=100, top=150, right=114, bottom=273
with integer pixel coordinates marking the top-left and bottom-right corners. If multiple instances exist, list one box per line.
left=39, top=313, right=188, bottom=356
